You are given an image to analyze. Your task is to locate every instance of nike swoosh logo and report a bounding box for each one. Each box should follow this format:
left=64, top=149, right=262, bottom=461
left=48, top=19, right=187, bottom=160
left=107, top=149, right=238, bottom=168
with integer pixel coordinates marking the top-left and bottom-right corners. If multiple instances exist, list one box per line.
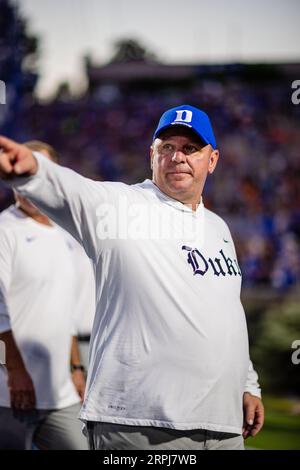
left=26, top=237, right=36, bottom=242
left=223, top=238, right=230, bottom=243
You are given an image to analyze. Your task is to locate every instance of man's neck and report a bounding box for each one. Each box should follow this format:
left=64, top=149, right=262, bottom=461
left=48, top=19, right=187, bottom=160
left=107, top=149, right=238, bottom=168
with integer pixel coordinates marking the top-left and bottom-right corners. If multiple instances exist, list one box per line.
left=18, top=206, right=53, bottom=226
left=152, top=181, right=202, bottom=212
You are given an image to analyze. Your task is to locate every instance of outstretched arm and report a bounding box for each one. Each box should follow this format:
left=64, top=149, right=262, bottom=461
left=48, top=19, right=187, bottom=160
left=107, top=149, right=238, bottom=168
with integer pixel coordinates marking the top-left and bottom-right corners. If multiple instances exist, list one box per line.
left=0, top=136, right=107, bottom=259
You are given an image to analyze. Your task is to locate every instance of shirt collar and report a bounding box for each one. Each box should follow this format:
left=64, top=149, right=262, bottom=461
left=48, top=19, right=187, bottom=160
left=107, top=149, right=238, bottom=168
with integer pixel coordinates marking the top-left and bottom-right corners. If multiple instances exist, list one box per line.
left=137, top=179, right=204, bottom=214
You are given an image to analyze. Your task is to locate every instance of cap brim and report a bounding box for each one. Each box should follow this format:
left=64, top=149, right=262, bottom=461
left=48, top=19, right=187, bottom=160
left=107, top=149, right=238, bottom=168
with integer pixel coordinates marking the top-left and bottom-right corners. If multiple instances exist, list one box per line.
left=154, top=123, right=209, bottom=146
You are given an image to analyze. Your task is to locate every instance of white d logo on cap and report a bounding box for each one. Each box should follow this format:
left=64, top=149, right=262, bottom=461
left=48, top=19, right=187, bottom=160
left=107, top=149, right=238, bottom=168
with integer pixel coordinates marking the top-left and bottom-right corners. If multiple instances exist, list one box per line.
left=174, top=110, right=193, bottom=123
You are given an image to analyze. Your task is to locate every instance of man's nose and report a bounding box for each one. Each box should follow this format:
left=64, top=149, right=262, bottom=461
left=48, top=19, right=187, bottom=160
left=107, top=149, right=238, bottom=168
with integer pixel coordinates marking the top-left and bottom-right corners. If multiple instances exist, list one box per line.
left=171, top=150, right=186, bottom=163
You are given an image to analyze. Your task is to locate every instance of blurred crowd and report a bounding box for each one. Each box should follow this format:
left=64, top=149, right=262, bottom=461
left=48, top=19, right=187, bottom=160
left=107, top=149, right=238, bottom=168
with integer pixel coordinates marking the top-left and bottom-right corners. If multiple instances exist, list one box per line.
left=1, top=76, right=299, bottom=291
left=0, top=0, right=299, bottom=293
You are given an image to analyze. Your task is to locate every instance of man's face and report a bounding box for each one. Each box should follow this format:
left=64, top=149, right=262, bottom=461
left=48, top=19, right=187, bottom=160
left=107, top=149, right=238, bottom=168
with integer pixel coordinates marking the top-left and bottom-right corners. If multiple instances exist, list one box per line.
left=150, top=126, right=219, bottom=207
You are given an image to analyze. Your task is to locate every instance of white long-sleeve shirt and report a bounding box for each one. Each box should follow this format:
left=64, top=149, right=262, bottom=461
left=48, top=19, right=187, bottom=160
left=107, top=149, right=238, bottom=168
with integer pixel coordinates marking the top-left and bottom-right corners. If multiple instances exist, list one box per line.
left=10, top=152, right=261, bottom=433
left=0, top=205, right=81, bottom=409
left=70, top=238, right=95, bottom=337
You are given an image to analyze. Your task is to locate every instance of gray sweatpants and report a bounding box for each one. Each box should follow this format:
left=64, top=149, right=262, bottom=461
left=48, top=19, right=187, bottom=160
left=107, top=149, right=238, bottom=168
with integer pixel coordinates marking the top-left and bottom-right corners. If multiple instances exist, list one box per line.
left=86, top=422, right=244, bottom=450
left=0, top=403, right=88, bottom=450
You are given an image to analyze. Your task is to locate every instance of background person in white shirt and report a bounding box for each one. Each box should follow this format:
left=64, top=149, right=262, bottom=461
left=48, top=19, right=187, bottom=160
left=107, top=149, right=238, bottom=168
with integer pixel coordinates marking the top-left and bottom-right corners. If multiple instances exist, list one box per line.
left=0, top=141, right=89, bottom=450
left=0, top=105, right=264, bottom=450
left=71, top=239, right=95, bottom=372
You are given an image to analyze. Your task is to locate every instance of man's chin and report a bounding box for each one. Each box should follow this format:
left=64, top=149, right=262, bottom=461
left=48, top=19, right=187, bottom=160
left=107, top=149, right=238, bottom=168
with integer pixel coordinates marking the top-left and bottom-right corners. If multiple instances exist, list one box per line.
left=167, top=173, right=192, bottom=187
left=168, top=172, right=191, bottom=180
left=167, top=181, right=191, bottom=194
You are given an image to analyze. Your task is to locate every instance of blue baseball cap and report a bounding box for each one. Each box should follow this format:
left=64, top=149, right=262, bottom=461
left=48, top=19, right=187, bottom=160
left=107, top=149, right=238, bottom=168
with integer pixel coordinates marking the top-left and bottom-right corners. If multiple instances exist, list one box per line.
left=153, top=104, right=217, bottom=149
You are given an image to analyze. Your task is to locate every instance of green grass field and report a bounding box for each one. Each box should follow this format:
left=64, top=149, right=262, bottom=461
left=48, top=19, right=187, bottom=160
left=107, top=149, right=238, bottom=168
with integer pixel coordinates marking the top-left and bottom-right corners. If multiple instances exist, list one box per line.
left=246, top=395, right=300, bottom=450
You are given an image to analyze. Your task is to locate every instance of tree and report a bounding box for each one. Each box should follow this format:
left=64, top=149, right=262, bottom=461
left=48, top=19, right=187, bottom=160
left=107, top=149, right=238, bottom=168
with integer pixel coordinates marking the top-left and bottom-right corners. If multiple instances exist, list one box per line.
left=0, top=0, right=39, bottom=134
left=252, top=300, right=300, bottom=395
left=109, top=39, right=158, bottom=63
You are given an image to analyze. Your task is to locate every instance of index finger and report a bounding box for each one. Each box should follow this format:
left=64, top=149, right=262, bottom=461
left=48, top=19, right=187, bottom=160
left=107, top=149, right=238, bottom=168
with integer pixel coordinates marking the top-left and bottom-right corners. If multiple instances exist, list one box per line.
left=26, top=390, right=36, bottom=409
left=256, top=403, right=265, bottom=423
left=0, top=135, right=19, bottom=152
left=250, top=408, right=265, bottom=436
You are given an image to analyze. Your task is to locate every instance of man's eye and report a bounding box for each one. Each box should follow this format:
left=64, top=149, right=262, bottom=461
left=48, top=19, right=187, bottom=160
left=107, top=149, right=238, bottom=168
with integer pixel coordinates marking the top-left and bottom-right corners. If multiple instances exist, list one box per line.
left=162, top=144, right=173, bottom=151
left=184, top=145, right=198, bottom=154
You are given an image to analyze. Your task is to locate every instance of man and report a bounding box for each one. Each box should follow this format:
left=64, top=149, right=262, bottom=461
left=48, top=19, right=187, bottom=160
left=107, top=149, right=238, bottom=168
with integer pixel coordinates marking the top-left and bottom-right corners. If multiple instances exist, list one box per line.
left=0, top=105, right=264, bottom=450
left=0, top=141, right=90, bottom=450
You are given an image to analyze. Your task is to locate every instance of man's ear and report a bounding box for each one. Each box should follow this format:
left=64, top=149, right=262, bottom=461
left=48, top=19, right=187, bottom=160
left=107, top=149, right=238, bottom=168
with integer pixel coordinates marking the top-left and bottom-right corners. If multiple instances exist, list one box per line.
left=208, top=149, right=219, bottom=174
left=150, top=146, right=154, bottom=170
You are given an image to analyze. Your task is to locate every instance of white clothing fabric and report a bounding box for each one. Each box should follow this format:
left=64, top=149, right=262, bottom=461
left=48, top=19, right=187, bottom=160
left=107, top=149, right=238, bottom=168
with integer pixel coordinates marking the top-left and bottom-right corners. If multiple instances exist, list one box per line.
left=10, top=153, right=261, bottom=433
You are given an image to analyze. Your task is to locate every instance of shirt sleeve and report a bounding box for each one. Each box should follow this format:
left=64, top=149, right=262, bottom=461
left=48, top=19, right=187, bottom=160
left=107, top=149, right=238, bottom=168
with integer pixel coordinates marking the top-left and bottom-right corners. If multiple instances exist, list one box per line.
left=68, top=235, right=95, bottom=337
left=244, top=359, right=262, bottom=398
left=7, top=152, right=120, bottom=261
left=0, top=228, right=13, bottom=333
left=223, top=220, right=261, bottom=397
left=70, top=322, right=77, bottom=337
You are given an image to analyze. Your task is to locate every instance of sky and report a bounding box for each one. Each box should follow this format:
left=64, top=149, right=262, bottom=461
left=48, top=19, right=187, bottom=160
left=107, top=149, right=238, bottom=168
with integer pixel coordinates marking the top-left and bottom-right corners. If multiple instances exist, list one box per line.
left=17, top=0, right=300, bottom=99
